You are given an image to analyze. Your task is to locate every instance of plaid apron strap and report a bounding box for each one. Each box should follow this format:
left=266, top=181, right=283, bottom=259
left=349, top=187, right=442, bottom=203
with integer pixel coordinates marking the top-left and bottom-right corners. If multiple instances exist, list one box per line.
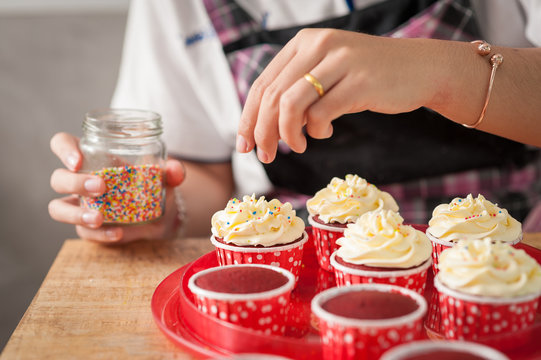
left=386, top=0, right=478, bottom=40
left=202, top=0, right=259, bottom=46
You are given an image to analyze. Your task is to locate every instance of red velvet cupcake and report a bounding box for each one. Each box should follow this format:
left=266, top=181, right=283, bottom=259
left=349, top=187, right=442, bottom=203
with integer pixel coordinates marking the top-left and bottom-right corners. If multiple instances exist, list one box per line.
left=311, top=284, right=427, bottom=360
left=427, top=194, right=522, bottom=275
left=211, top=195, right=308, bottom=281
left=380, top=340, right=509, bottom=360
left=435, top=238, right=541, bottom=343
left=330, top=209, right=432, bottom=294
left=306, top=175, right=398, bottom=271
left=188, top=264, right=295, bottom=335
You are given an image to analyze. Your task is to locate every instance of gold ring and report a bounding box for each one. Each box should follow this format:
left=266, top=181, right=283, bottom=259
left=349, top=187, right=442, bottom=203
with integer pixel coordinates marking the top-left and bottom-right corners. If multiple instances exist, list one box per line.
left=304, top=73, right=325, bottom=97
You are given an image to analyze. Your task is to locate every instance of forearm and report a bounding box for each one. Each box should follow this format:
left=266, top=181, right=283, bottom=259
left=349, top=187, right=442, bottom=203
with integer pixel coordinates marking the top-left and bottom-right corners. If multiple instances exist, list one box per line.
left=424, top=39, right=541, bottom=147
left=176, top=159, right=234, bottom=237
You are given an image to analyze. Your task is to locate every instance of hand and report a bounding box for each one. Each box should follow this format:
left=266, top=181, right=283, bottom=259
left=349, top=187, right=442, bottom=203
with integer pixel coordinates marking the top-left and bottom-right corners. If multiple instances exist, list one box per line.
left=236, top=29, right=439, bottom=163
left=48, top=132, right=185, bottom=244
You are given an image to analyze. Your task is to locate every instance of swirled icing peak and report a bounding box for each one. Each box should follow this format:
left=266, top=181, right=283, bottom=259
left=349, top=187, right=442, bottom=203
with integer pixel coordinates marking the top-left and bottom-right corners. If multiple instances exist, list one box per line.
left=336, top=209, right=431, bottom=268
left=427, top=194, right=522, bottom=243
left=211, top=194, right=305, bottom=247
left=306, top=174, right=399, bottom=224
left=438, top=238, right=541, bottom=297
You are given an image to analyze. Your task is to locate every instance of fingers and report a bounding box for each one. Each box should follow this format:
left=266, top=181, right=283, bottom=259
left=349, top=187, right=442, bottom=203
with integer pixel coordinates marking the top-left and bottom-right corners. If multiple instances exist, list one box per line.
left=76, top=188, right=176, bottom=244
left=76, top=225, right=124, bottom=244
left=50, top=132, right=82, bottom=171
left=251, top=43, right=331, bottom=161
left=238, top=29, right=355, bottom=162
left=165, top=159, right=186, bottom=188
left=48, top=195, right=103, bottom=228
left=278, top=60, right=345, bottom=149
left=237, top=32, right=302, bottom=155
left=50, top=168, right=106, bottom=197
left=307, top=75, right=363, bottom=137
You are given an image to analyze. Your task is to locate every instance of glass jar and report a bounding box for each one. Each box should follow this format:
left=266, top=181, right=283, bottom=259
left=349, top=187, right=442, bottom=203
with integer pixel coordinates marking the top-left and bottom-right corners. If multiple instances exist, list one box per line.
left=79, top=108, right=166, bottom=225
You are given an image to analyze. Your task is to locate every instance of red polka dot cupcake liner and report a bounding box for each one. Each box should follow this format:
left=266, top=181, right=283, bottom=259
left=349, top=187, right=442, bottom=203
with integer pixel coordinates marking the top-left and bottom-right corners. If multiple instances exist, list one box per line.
left=210, top=231, right=308, bottom=282
left=308, top=216, right=346, bottom=272
left=316, top=267, right=337, bottom=294
left=311, top=284, right=427, bottom=360
left=427, top=231, right=522, bottom=276
left=380, top=340, right=510, bottom=360
left=330, top=252, right=431, bottom=295
left=284, top=291, right=312, bottom=338
left=424, top=287, right=444, bottom=336
left=434, top=277, right=541, bottom=343
left=187, top=264, right=296, bottom=335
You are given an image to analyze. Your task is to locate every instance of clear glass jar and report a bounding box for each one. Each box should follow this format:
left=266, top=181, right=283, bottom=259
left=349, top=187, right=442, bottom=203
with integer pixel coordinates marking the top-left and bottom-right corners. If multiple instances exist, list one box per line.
left=79, top=108, right=166, bottom=225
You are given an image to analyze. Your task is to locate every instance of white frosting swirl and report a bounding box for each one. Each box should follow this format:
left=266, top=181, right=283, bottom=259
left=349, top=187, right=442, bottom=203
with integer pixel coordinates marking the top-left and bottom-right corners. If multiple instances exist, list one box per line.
left=427, top=194, right=522, bottom=243
left=437, top=238, right=541, bottom=297
left=306, top=174, right=399, bottom=224
left=335, top=209, right=432, bottom=268
left=211, top=194, right=305, bottom=247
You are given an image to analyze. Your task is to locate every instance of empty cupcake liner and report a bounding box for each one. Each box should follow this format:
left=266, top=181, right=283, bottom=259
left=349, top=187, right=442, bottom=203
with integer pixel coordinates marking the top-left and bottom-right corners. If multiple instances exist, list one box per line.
left=188, top=264, right=296, bottom=335
left=311, top=284, right=427, bottom=360
left=380, top=340, right=510, bottom=360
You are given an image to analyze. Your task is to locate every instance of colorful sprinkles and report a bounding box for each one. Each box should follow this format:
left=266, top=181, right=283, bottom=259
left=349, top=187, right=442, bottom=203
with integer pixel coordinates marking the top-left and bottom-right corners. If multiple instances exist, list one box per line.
left=81, top=164, right=164, bottom=223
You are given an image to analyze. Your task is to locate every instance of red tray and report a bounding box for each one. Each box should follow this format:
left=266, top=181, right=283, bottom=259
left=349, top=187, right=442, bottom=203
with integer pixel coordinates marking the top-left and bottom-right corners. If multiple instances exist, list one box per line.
left=151, top=227, right=541, bottom=359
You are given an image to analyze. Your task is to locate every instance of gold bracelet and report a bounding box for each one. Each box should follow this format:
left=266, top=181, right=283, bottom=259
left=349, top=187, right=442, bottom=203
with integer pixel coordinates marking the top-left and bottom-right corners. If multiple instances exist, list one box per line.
left=463, top=40, right=503, bottom=129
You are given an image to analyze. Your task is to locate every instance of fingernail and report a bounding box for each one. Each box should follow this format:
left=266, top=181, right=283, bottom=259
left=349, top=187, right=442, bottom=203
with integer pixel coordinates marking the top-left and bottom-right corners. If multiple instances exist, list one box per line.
left=66, top=153, right=79, bottom=171
left=106, top=228, right=120, bottom=240
left=82, top=212, right=99, bottom=226
left=236, top=134, right=248, bottom=153
left=84, top=178, right=102, bottom=194
left=257, top=148, right=269, bottom=163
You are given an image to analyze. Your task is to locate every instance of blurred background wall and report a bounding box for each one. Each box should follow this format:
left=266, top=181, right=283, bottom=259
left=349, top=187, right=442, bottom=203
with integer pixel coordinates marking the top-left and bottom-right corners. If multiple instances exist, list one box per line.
left=0, top=0, right=129, bottom=349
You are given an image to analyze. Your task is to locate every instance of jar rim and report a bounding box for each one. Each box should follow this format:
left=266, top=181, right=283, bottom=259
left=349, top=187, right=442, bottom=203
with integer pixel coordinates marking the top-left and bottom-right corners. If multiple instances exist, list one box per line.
left=83, top=108, right=162, bottom=139
left=85, top=108, right=161, bottom=123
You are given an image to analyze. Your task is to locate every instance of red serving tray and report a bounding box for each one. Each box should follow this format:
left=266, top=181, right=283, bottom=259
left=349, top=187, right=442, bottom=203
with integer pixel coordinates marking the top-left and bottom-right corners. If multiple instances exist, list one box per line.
left=151, top=226, right=541, bottom=359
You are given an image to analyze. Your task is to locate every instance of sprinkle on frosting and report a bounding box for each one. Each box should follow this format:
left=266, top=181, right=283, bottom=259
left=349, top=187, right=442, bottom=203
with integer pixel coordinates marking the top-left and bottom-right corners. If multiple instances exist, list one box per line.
left=437, top=238, right=541, bottom=297
left=211, top=194, right=305, bottom=247
left=306, top=174, right=399, bottom=224
left=335, top=209, right=432, bottom=268
left=427, top=194, right=521, bottom=243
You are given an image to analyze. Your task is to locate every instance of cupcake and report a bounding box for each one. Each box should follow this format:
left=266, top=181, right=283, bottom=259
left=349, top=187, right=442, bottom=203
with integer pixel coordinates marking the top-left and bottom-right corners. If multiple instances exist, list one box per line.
left=427, top=194, right=522, bottom=274
left=211, top=194, right=308, bottom=280
left=380, top=340, right=509, bottom=360
left=188, top=264, right=295, bottom=335
left=311, top=284, right=427, bottom=360
left=307, top=174, right=399, bottom=271
left=330, top=209, right=432, bottom=294
left=434, top=238, right=541, bottom=342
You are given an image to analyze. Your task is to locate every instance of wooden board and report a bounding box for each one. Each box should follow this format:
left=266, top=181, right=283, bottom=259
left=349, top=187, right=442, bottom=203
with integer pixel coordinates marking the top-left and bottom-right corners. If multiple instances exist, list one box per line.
left=1, top=238, right=214, bottom=360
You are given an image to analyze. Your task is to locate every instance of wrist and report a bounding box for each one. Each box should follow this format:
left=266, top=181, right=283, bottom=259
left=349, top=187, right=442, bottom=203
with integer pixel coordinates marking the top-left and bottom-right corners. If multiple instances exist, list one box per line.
left=425, top=40, right=488, bottom=124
